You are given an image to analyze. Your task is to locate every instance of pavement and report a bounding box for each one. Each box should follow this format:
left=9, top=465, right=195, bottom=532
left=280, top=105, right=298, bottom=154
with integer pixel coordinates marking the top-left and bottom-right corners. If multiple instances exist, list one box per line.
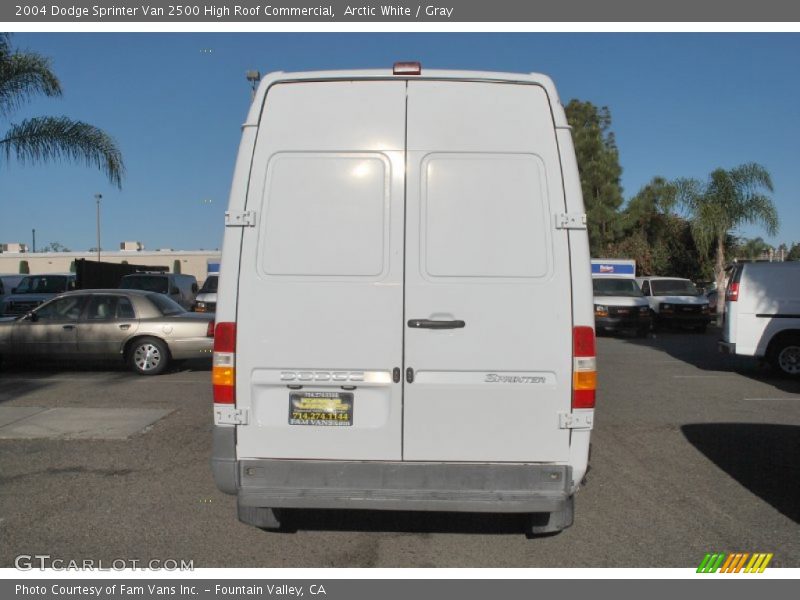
left=0, top=331, right=797, bottom=568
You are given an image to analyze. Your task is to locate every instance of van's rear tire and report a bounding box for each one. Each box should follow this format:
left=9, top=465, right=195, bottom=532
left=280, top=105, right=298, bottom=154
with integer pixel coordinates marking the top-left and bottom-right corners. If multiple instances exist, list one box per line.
left=237, top=502, right=285, bottom=531
left=767, top=334, right=800, bottom=377
left=525, top=495, right=574, bottom=537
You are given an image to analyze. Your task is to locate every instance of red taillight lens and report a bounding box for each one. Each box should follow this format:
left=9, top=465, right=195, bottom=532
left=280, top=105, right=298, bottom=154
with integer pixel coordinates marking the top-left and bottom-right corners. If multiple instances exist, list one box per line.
left=213, top=322, right=235, bottom=405
left=393, top=61, right=421, bottom=75
left=213, top=322, right=235, bottom=353
left=572, top=326, right=597, bottom=409
left=726, top=281, right=740, bottom=302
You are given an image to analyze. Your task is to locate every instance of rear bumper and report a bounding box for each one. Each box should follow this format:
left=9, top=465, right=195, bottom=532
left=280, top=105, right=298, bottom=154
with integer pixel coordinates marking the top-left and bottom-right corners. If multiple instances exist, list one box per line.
left=718, top=340, right=736, bottom=354
left=235, top=459, right=571, bottom=513
left=656, top=313, right=710, bottom=326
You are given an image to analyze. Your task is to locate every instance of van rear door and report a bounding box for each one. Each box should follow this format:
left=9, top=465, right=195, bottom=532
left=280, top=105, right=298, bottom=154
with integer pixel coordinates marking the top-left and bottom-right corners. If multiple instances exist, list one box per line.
left=235, top=81, right=407, bottom=461
left=402, top=81, right=573, bottom=462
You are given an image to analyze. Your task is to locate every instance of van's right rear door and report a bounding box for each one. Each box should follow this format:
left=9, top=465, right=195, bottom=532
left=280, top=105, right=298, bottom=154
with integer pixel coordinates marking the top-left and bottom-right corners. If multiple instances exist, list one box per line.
left=402, top=80, right=574, bottom=462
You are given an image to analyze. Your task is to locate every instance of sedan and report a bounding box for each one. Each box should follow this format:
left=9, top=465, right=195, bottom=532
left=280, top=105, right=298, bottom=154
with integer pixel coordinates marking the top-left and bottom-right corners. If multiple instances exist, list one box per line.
left=0, top=289, right=214, bottom=375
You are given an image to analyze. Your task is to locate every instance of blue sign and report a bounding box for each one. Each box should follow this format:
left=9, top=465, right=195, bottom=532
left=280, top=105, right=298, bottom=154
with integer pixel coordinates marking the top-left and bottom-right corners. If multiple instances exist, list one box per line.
left=591, top=262, right=635, bottom=276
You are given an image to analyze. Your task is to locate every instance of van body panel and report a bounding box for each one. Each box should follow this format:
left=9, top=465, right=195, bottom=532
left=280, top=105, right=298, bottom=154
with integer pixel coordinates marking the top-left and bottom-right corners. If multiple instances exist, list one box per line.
left=403, top=81, right=572, bottom=462
left=235, top=81, right=406, bottom=461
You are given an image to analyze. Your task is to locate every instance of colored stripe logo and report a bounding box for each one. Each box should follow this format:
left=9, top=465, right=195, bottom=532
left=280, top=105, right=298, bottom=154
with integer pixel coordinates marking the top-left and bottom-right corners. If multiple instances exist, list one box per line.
left=697, top=553, right=773, bottom=573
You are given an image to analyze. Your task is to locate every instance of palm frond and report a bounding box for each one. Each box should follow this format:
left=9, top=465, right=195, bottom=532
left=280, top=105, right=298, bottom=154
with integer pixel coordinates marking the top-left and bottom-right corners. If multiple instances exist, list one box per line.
left=0, top=116, right=124, bottom=188
left=0, top=52, right=61, bottom=116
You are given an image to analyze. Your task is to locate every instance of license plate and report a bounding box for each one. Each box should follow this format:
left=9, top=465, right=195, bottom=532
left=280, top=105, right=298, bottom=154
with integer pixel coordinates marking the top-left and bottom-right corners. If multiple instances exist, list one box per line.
left=289, top=391, right=353, bottom=426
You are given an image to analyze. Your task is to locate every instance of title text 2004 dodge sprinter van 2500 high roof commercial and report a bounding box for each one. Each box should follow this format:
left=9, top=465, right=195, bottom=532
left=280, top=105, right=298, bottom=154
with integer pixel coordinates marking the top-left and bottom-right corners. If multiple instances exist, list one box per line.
left=210, top=64, right=596, bottom=536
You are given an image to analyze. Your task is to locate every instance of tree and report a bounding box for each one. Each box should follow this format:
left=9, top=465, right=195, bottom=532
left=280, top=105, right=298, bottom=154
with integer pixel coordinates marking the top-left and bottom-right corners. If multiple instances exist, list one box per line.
left=39, top=241, right=70, bottom=252
left=788, top=243, right=800, bottom=262
left=0, top=33, right=124, bottom=187
left=736, top=236, right=772, bottom=260
left=565, top=100, right=624, bottom=256
left=677, top=163, right=778, bottom=307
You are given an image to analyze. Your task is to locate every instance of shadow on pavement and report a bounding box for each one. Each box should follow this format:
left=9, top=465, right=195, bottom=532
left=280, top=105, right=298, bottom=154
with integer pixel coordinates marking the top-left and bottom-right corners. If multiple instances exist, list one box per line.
left=620, top=327, right=800, bottom=394
left=682, top=423, right=799, bottom=523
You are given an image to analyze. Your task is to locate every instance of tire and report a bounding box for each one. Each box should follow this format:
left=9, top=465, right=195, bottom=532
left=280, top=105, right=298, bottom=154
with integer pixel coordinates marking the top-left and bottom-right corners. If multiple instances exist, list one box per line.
left=636, top=326, right=649, bottom=338
left=694, top=324, right=708, bottom=334
left=238, top=502, right=285, bottom=531
left=127, top=337, right=170, bottom=376
left=768, top=335, right=800, bottom=377
left=525, top=496, right=574, bottom=537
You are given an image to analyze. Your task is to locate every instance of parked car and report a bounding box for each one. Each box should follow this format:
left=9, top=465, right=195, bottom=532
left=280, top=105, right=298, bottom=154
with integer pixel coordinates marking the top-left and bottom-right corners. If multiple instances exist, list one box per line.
left=592, top=277, right=651, bottom=337
left=636, top=276, right=711, bottom=332
left=719, top=261, right=800, bottom=377
left=0, top=289, right=214, bottom=375
left=0, top=273, right=76, bottom=317
left=0, top=274, right=24, bottom=311
left=192, top=274, right=218, bottom=313
left=119, top=272, right=198, bottom=311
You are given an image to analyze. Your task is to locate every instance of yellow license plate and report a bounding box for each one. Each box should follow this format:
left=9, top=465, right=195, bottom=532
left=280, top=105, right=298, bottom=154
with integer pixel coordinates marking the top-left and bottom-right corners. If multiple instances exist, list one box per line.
left=289, top=392, right=353, bottom=426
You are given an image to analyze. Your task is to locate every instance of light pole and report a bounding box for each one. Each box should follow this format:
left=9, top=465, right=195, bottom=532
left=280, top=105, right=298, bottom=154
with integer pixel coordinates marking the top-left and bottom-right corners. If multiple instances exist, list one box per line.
left=32, top=229, right=36, bottom=253
left=95, top=193, right=102, bottom=261
left=246, top=70, right=261, bottom=102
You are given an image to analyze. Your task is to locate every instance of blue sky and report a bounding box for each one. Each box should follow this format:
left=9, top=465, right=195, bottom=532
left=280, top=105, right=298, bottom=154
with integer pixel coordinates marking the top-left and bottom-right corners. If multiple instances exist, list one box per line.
left=1, top=33, right=799, bottom=252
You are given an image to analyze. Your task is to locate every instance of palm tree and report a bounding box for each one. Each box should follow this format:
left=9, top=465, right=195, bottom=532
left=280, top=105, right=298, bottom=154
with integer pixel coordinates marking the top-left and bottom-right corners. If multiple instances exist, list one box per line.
left=737, top=236, right=772, bottom=260
left=0, top=33, right=124, bottom=187
left=678, top=163, right=778, bottom=311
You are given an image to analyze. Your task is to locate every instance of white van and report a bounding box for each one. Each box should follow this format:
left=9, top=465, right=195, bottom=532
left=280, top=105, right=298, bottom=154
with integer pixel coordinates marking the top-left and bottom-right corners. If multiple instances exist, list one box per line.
left=720, top=261, right=800, bottom=377
left=211, top=65, right=596, bottom=535
left=591, top=259, right=651, bottom=337
left=636, top=276, right=711, bottom=332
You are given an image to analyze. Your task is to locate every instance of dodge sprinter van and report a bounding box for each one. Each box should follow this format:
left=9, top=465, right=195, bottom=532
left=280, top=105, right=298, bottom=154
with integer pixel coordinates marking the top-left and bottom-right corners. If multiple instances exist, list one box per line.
left=211, top=65, right=596, bottom=535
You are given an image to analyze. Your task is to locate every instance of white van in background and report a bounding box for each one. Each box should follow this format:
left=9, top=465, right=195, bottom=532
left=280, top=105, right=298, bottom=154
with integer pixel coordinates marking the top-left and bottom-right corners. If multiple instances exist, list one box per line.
left=211, top=65, right=596, bottom=535
left=720, top=261, right=800, bottom=377
left=591, top=259, right=651, bottom=337
left=637, top=276, right=711, bottom=332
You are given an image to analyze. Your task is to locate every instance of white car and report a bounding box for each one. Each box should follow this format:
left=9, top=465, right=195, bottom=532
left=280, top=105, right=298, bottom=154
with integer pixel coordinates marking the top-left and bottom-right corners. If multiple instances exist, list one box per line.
left=636, top=276, right=711, bottom=332
left=592, top=277, right=651, bottom=337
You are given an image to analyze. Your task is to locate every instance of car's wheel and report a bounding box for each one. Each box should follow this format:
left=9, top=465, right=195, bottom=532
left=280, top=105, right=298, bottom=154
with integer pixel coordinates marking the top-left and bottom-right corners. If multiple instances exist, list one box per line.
left=636, top=326, right=649, bottom=338
left=694, top=324, right=708, bottom=334
left=768, top=335, right=800, bottom=377
left=128, top=337, right=170, bottom=376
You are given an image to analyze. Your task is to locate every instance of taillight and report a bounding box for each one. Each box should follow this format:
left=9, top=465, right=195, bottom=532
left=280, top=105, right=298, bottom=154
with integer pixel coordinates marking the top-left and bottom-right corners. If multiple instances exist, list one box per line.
left=572, top=326, right=597, bottom=409
left=726, top=281, right=740, bottom=302
left=213, top=322, right=235, bottom=405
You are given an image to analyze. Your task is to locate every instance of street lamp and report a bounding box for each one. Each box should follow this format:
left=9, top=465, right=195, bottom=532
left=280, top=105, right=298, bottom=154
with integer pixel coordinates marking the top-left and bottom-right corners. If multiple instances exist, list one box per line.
left=95, top=193, right=102, bottom=261
left=246, top=70, right=261, bottom=101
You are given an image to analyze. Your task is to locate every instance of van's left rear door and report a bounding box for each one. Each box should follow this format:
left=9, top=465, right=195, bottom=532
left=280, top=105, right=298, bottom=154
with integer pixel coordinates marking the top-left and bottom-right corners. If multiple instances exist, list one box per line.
left=235, top=80, right=407, bottom=461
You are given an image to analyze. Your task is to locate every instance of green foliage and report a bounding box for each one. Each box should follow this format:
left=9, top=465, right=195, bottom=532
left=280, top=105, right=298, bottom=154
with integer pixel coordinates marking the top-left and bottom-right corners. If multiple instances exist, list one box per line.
left=735, top=236, right=773, bottom=260
left=565, top=100, right=624, bottom=255
left=787, top=243, right=800, bottom=261
left=677, top=163, right=778, bottom=294
left=0, top=33, right=124, bottom=187
left=39, top=241, right=70, bottom=252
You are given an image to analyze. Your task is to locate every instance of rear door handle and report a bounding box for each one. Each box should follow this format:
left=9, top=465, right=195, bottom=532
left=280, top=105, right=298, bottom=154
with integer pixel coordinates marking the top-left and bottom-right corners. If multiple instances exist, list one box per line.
left=118, top=324, right=131, bottom=330
left=407, top=319, right=465, bottom=329
left=62, top=325, right=75, bottom=330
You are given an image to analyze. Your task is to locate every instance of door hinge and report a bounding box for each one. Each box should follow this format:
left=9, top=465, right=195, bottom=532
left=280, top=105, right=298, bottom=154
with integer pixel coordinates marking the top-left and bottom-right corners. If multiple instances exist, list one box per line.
left=214, top=406, right=249, bottom=425
left=555, top=213, right=587, bottom=230
left=225, top=210, right=256, bottom=227
left=559, top=412, right=593, bottom=430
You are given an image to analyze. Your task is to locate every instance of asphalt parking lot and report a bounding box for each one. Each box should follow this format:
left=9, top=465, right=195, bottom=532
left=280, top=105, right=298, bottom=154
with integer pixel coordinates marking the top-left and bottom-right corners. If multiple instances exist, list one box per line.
left=0, top=328, right=797, bottom=568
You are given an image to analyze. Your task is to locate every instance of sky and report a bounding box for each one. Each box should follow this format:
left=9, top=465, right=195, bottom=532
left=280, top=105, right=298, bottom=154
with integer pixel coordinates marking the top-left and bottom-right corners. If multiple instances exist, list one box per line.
left=1, top=32, right=799, bottom=252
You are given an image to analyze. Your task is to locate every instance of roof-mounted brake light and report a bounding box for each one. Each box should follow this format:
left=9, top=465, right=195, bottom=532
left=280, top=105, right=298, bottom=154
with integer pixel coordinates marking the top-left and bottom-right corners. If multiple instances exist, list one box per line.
left=393, top=61, right=421, bottom=76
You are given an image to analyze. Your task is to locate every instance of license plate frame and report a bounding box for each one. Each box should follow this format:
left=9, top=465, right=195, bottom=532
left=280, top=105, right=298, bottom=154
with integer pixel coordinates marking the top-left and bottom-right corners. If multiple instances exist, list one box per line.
left=288, top=391, right=354, bottom=427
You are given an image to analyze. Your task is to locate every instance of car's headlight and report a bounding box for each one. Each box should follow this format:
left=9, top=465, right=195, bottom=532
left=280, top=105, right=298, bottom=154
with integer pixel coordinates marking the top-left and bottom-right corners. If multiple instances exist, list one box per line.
left=594, top=304, right=608, bottom=317
left=639, top=306, right=650, bottom=314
